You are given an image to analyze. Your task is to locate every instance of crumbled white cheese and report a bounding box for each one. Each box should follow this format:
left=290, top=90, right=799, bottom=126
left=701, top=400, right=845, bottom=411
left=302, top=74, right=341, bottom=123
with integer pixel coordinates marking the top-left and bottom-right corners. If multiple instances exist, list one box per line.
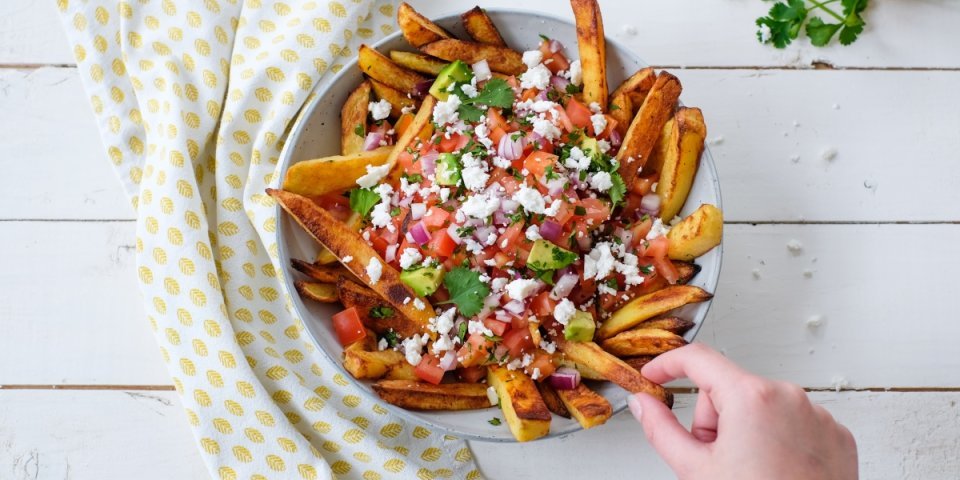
left=505, top=278, right=540, bottom=301
left=569, top=60, right=582, bottom=85
left=433, top=95, right=462, bottom=126
left=597, top=139, right=611, bottom=154
left=468, top=319, right=494, bottom=337
left=432, top=335, right=455, bottom=353
left=460, top=83, right=478, bottom=98
left=399, top=248, right=422, bottom=269
left=531, top=115, right=562, bottom=141
left=525, top=224, right=542, bottom=241
left=543, top=199, right=563, bottom=217
left=485, top=232, right=497, bottom=246
left=368, top=99, right=392, bottom=121
left=403, top=297, right=412, bottom=305
left=490, top=277, right=509, bottom=293
left=539, top=340, right=556, bottom=354
left=564, top=146, right=591, bottom=171
left=531, top=367, right=542, bottom=380
left=435, top=308, right=456, bottom=335
left=401, top=334, right=428, bottom=365
left=439, top=187, right=451, bottom=202
left=554, top=298, right=576, bottom=326
left=520, top=64, right=552, bottom=90
left=589, top=171, right=613, bottom=192
left=356, top=163, right=392, bottom=188
left=590, top=113, right=607, bottom=136
left=588, top=102, right=602, bottom=114
left=370, top=202, right=393, bottom=229
left=513, top=185, right=546, bottom=214
left=413, top=298, right=426, bottom=311
left=522, top=50, right=544, bottom=69
left=461, top=192, right=501, bottom=219
left=401, top=104, right=416, bottom=115
left=583, top=242, right=616, bottom=281
left=787, top=239, right=803, bottom=254
left=341, top=255, right=354, bottom=264
left=366, top=258, right=382, bottom=285
left=645, top=218, right=670, bottom=240
left=486, top=386, right=499, bottom=405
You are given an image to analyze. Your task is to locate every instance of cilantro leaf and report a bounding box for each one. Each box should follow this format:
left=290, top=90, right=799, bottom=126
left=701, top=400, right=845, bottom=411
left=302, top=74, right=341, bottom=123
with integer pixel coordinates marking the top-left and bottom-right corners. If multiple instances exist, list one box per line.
left=438, top=266, right=490, bottom=317
left=457, top=322, right=468, bottom=343
left=354, top=123, right=365, bottom=137
left=488, top=417, right=502, bottom=426
left=805, top=17, right=842, bottom=46
left=756, top=0, right=869, bottom=48
left=466, top=78, right=514, bottom=109
left=458, top=103, right=485, bottom=122
left=370, top=306, right=394, bottom=319
left=607, top=172, right=627, bottom=207
left=838, top=23, right=863, bottom=45
left=349, top=187, right=380, bottom=218
left=383, top=330, right=399, bottom=347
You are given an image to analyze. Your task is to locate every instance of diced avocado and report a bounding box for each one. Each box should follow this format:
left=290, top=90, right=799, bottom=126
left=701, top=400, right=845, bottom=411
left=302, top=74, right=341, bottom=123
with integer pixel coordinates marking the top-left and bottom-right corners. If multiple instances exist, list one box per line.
left=526, top=239, right=577, bottom=271
left=435, top=153, right=461, bottom=186
left=579, top=136, right=601, bottom=159
left=564, top=311, right=596, bottom=342
left=429, top=60, right=474, bottom=100
left=400, top=265, right=445, bottom=297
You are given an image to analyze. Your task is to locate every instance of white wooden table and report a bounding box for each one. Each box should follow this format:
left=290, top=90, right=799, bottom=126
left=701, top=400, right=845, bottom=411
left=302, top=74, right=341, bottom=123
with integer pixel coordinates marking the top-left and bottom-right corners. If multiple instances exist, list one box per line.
left=2, top=1, right=958, bottom=478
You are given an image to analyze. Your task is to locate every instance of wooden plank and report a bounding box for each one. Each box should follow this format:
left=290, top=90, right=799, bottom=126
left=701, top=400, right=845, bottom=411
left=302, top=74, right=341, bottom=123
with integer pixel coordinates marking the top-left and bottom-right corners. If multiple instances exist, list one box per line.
left=473, top=391, right=960, bottom=479
left=3, top=67, right=958, bottom=222
left=0, top=221, right=170, bottom=385
left=3, top=221, right=958, bottom=388
left=0, top=68, right=132, bottom=220
left=0, top=390, right=208, bottom=480
left=6, top=0, right=960, bottom=69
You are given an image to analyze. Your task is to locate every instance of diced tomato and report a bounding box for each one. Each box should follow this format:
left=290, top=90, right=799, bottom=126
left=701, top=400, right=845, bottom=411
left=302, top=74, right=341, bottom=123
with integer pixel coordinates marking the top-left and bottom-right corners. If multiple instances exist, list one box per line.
left=652, top=256, right=680, bottom=285
left=496, top=222, right=525, bottom=254
left=502, top=327, right=535, bottom=358
left=439, top=133, right=464, bottom=153
left=521, top=88, right=539, bottom=102
left=483, top=318, right=510, bottom=337
left=487, top=108, right=509, bottom=132
left=370, top=234, right=390, bottom=256
left=492, top=252, right=512, bottom=269
left=497, top=172, right=521, bottom=195
left=421, top=207, right=450, bottom=229
left=530, top=291, right=557, bottom=318
left=510, top=315, right=530, bottom=332
left=490, top=126, right=507, bottom=146
left=630, top=174, right=659, bottom=196
left=505, top=75, right=520, bottom=90
left=528, top=350, right=557, bottom=379
left=539, top=41, right=571, bottom=74
left=523, top=151, right=559, bottom=178
left=514, top=247, right=531, bottom=267
left=395, top=113, right=415, bottom=136
left=565, top=98, right=593, bottom=130
left=641, top=236, right=669, bottom=259
left=597, top=114, right=618, bottom=138
left=428, top=229, right=457, bottom=258
left=578, top=197, right=611, bottom=226
left=630, top=218, right=653, bottom=245
left=397, top=150, right=421, bottom=175
left=568, top=278, right=597, bottom=306
left=552, top=201, right=574, bottom=226
left=414, top=354, right=445, bottom=385
left=458, top=365, right=487, bottom=383
left=457, top=334, right=493, bottom=368
left=331, top=307, right=366, bottom=346
left=553, top=106, right=574, bottom=133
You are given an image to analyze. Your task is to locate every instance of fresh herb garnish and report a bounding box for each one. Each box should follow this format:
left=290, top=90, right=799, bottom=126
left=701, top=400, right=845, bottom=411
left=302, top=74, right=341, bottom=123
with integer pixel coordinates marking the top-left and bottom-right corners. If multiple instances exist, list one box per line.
left=370, top=306, right=394, bottom=319
left=349, top=187, right=380, bottom=218
left=457, top=78, right=516, bottom=122
left=457, top=322, right=468, bottom=343
left=574, top=206, right=587, bottom=216
left=390, top=207, right=401, bottom=217
left=607, top=172, right=627, bottom=207
left=639, top=264, right=654, bottom=275
left=438, top=266, right=490, bottom=317
left=403, top=172, right=423, bottom=183
left=756, top=0, right=868, bottom=49
left=383, top=330, right=399, bottom=347
left=488, top=417, right=502, bottom=426
left=538, top=34, right=551, bottom=42
left=566, top=83, right=581, bottom=94
left=354, top=123, right=365, bottom=137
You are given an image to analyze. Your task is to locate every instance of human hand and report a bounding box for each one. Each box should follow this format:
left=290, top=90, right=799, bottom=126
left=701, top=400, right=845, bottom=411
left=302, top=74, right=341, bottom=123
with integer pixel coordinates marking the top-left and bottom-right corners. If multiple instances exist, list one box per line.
left=628, top=343, right=858, bottom=480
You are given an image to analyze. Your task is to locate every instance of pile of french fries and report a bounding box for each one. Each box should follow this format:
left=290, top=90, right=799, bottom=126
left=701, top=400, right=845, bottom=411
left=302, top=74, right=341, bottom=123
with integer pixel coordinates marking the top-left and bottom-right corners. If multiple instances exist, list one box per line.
left=269, top=0, right=723, bottom=442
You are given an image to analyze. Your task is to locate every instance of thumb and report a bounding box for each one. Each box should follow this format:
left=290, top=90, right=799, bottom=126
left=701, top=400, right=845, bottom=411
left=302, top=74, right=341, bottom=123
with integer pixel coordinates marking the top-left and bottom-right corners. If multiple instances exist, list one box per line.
left=628, top=393, right=706, bottom=473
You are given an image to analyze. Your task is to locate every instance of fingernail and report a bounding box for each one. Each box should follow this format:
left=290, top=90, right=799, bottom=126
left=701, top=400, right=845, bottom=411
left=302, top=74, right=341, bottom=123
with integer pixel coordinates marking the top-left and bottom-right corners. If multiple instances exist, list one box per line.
left=627, top=393, right=643, bottom=422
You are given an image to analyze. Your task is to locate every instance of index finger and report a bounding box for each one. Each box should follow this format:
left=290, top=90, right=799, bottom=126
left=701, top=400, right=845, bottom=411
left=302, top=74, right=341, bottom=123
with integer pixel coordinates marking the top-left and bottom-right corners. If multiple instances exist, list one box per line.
left=641, top=343, right=749, bottom=396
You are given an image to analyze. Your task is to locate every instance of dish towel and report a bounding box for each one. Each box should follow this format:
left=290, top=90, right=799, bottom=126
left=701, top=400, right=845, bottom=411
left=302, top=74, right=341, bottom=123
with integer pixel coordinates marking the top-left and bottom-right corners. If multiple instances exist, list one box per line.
left=56, top=0, right=481, bottom=478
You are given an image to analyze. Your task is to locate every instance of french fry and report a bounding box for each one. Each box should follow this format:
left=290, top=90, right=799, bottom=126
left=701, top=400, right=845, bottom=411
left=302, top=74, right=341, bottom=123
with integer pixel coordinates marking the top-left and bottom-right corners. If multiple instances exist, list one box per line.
left=337, top=276, right=424, bottom=338
left=536, top=382, right=572, bottom=418
left=657, top=107, right=707, bottom=222
left=291, top=259, right=355, bottom=283
left=623, top=355, right=656, bottom=372
left=556, top=338, right=672, bottom=406
left=646, top=117, right=674, bottom=174
left=267, top=189, right=437, bottom=335
left=600, top=260, right=701, bottom=313
left=461, top=7, right=507, bottom=47
left=389, top=51, right=448, bottom=76
left=282, top=147, right=391, bottom=197
left=600, top=328, right=688, bottom=357
left=557, top=358, right=605, bottom=381
left=571, top=0, right=608, bottom=110
left=372, top=380, right=493, bottom=410
left=487, top=366, right=552, bottom=441
left=358, top=44, right=428, bottom=96
left=397, top=2, right=454, bottom=48
left=667, top=203, right=723, bottom=261
left=556, top=383, right=612, bottom=429
left=608, top=91, right=632, bottom=136
left=343, top=344, right=417, bottom=380
left=421, top=39, right=525, bottom=76
left=611, top=67, right=656, bottom=106
left=383, top=95, right=436, bottom=178
left=598, top=285, right=712, bottom=340
left=617, top=72, right=682, bottom=186
left=294, top=281, right=338, bottom=303
left=341, top=81, right=371, bottom=155
left=637, top=316, right=696, bottom=336
left=369, top=78, right=420, bottom=118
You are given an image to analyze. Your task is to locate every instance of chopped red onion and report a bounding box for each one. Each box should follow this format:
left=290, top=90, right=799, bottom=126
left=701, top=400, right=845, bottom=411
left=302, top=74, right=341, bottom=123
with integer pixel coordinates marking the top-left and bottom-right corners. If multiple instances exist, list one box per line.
left=549, top=39, right=564, bottom=53
left=493, top=344, right=510, bottom=360
left=410, top=221, right=431, bottom=245
left=384, top=244, right=398, bottom=263
left=439, top=351, right=458, bottom=371
left=539, top=220, right=562, bottom=242
left=551, top=75, right=570, bottom=92
left=609, top=128, right=622, bottom=147
left=474, top=225, right=496, bottom=243
left=465, top=218, right=484, bottom=228
left=495, top=310, right=513, bottom=322
left=413, top=79, right=433, bottom=97
left=503, top=300, right=526, bottom=315
left=551, top=273, right=579, bottom=299
left=498, top=132, right=524, bottom=161
left=536, top=90, right=549, bottom=102
left=398, top=195, right=413, bottom=208
left=493, top=210, right=509, bottom=226
left=420, top=150, right=439, bottom=176
left=615, top=227, right=634, bottom=246
left=446, top=224, right=462, bottom=245
left=548, top=367, right=581, bottom=390
left=525, top=131, right=546, bottom=150
left=472, top=60, right=491, bottom=81
left=576, top=232, right=592, bottom=251
left=640, top=193, right=661, bottom=216
left=410, top=203, right=427, bottom=221
left=363, top=131, right=384, bottom=151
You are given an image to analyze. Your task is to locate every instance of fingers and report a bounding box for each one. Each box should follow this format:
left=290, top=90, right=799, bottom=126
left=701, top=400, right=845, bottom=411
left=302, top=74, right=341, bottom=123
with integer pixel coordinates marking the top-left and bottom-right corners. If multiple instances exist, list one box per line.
left=628, top=393, right=706, bottom=473
left=641, top=343, right=749, bottom=401
left=690, top=392, right=719, bottom=442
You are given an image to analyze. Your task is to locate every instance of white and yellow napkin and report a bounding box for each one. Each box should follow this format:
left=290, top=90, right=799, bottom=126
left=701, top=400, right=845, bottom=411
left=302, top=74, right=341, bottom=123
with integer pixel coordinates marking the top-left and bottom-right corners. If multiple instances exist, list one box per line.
left=56, top=0, right=481, bottom=478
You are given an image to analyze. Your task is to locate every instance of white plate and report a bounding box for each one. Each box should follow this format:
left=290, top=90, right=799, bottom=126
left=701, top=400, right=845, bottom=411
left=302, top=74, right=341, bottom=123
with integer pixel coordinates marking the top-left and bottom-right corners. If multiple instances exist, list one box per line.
left=275, top=8, right=723, bottom=442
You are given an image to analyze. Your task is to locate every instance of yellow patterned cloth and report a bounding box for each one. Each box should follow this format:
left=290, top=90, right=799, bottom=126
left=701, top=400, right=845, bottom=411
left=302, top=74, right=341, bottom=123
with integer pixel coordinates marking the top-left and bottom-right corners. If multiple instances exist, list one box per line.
left=56, top=1, right=481, bottom=478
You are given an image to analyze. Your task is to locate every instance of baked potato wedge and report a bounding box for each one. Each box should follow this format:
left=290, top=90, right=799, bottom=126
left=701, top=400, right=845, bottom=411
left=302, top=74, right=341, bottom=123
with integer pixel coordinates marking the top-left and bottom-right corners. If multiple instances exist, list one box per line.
left=267, top=189, right=437, bottom=335
left=557, top=383, right=612, bottom=429
left=337, top=276, right=424, bottom=338
left=291, top=259, right=355, bottom=283
left=556, top=358, right=605, bottom=381
left=667, top=203, right=723, bottom=261
left=611, top=67, right=656, bottom=106
left=341, top=81, right=371, bottom=155
left=657, top=107, right=707, bottom=222
left=600, top=260, right=701, bottom=313
left=623, top=355, right=656, bottom=372
left=600, top=328, right=688, bottom=357
left=389, top=50, right=448, bottom=76
left=282, top=147, right=391, bottom=197
left=397, top=2, right=453, bottom=48
left=645, top=116, right=674, bottom=174
left=372, top=380, right=493, bottom=410
left=598, top=285, right=712, bottom=340
left=421, top=39, right=525, bottom=76
left=358, top=44, right=428, bottom=96
left=617, top=72, right=682, bottom=186
left=487, top=366, right=552, bottom=442
left=369, top=78, right=420, bottom=118
left=608, top=91, right=632, bottom=136
left=571, top=0, right=608, bottom=110
left=343, top=345, right=417, bottom=381
left=536, top=381, right=572, bottom=418
left=637, top=316, right=696, bottom=336
left=461, top=7, right=507, bottom=46
left=294, top=281, right=338, bottom=303
left=555, top=338, right=672, bottom=406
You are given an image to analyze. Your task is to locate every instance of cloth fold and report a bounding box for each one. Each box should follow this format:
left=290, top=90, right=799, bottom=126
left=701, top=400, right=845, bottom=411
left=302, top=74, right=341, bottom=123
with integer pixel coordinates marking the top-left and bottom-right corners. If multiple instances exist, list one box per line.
left=57, top=0, right=481, bottom=478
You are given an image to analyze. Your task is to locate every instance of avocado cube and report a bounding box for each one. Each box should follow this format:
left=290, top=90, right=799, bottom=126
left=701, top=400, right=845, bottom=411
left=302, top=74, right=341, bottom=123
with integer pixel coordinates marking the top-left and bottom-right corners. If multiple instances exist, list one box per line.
left=400, top=265, right=445, bottom=297
left=435, top=153, right=461, bottom=186
left=429, top=60, right=474, bottom=100
left=526, top=239, right=577, bottom=271
left=564, top=311, right=596, bottom=342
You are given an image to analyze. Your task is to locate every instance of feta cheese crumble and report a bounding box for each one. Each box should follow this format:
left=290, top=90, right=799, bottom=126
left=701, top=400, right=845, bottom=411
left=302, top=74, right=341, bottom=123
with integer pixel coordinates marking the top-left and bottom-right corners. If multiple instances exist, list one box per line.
left=589, top=171, right=613, bottom=192
left=553, top=298, right=576, bottom=326
left=366, top=258, right=382, bottom=285
left=356, top=163, right=392, bottom=188
left=520, top=64, right=551, bottom=90
left=505, top=278, right=540, bottom=301
left=522, top=50, right=543, bottom=69
left=645, top=218, right=670, bottom=240
left=569, top=60, right=582, bottom=85
left=399, top=248, right=422, bottom=269
left=590, top=113, right=607, bottom=135
left=368, top=99, right=391, bottom=121
left=433, top=95, right=462, bottom=125
left=513, top=185, right=546, bottom=214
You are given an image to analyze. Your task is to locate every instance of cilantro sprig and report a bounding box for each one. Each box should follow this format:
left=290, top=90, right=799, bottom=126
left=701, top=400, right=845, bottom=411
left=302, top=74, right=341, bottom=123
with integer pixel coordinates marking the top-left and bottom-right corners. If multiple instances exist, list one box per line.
left=756, top=0, right=868, bottom=48
left=349, top=187, right=380, bottom=218
left=457, top=78, right=515, bottom=122
left=437, top=266, right=490, bottom=317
